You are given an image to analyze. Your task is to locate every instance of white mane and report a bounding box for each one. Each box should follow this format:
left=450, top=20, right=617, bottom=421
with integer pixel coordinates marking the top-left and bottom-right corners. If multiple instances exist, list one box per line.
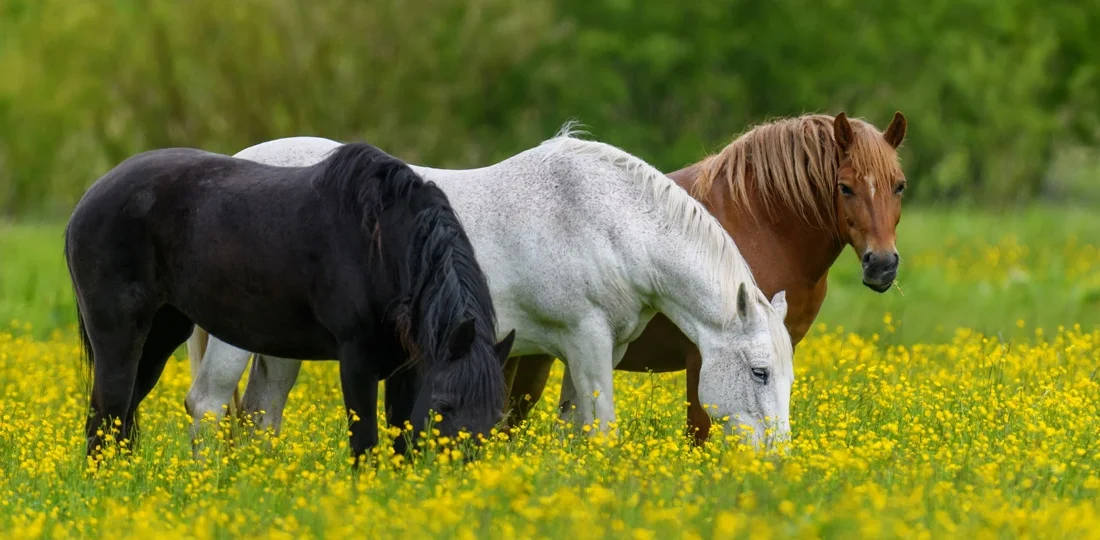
left=536, top=122, right=794, bottom=375
left=537, top=123, right=755, bottom=319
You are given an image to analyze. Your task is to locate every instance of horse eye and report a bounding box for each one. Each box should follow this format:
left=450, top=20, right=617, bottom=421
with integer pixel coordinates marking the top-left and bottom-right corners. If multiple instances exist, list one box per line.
left=751, top=367, right=769, bottom=384
left=839, top=184, right=854, bottom=196
left=894, top=183, right=906, bottom=195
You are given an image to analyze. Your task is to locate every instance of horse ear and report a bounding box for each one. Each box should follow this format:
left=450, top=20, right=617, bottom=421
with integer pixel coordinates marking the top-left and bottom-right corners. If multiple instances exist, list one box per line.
left=449, top=318, right=477, bottom=359
left=736, top=282, right=749, bottom=321
left=883, top=111, right=907, bottom=149
left=771, top=290, right=788, bottom=321
left=833, top=112, right=855, bottom=153
left=494, top=329, right=516, bottom=365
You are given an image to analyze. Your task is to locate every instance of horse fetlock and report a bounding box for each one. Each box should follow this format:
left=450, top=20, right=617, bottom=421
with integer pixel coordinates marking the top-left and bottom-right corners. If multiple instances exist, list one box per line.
left=185, top=391, right=230, bottom=428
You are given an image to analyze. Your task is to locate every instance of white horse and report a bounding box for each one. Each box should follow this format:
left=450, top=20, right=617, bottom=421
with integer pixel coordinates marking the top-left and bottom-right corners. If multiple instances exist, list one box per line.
left=186, top=129, right=794, bottom=447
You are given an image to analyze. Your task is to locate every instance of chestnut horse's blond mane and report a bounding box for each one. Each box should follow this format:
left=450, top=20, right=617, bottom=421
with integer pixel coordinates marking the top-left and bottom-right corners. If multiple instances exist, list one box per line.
left=691, top=114, right=904, bottom=229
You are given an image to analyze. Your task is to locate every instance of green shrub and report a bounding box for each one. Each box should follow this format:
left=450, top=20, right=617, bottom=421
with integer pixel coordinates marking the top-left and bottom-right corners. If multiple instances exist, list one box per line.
left=1, top=0, right=1098, bottom=217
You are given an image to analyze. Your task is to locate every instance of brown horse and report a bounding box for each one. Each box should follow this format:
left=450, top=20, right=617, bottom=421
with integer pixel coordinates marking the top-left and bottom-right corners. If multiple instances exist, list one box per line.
left=502, top=111, right=908, bottom=442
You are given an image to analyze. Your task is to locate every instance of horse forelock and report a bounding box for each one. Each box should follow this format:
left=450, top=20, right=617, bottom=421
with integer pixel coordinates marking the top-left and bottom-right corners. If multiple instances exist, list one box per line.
left=692, top=114, right=904, bottom=232
left=538, top=125, right=762, bottom=326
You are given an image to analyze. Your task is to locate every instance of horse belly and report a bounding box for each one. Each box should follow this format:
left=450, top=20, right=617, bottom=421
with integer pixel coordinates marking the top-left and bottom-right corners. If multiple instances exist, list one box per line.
left=614, top=314, right=692, bottom=373
left=166, top=215, right=344, bottom=358
left=191, top=310, right=337, bottom=360
left=173, top=278, right=339, bottom=361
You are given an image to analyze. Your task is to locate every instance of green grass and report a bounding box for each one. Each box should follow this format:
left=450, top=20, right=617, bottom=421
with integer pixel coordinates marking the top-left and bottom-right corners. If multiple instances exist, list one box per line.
left=4, top=205, right=1098, bottom=342
left=0, top=222, right=72, bottom=333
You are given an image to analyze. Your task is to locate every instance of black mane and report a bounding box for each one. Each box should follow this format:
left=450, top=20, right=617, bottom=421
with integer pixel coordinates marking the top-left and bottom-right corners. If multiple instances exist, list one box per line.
left=315, top=143, right=499, bottom=375
left=405, top=197, right=498, bottom=364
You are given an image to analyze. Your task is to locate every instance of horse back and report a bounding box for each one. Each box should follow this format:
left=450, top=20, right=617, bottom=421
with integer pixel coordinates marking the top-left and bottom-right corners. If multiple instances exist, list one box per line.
left=65, top=147, right=366, bottom=358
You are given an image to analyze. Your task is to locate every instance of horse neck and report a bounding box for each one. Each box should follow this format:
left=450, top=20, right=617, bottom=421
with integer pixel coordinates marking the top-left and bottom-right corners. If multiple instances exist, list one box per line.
left=640, top=203, right=751, bottom=356
left=667, top=164, right=846, bottom=296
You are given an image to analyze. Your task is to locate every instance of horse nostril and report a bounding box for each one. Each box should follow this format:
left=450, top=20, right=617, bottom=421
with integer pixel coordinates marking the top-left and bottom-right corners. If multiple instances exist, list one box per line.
left=862, top=251, right=873, bottom=266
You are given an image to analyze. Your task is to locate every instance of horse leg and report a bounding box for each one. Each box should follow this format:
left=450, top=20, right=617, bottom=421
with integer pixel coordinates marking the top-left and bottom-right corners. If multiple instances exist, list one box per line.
left=239, top=355, right=303, bottom=434
left=557, top=325, right=616, bottom=434
left=125, top=305, right=194, bottom=447
left=502, top=356, right=519, bottom=393
left=685, top=348, right=712, bottom=445
left=383, top=365, right=420, bottom=455
left=80, top=293, right=157, bottom=458
left=338, top=341, right=380, bottom=464
left=184, top=335, right=252, bottom=452
left=503, top=354, right=556, bottom=429
left=556, top=364, right=577, bottom=417
left=186, top=327, right=208, bottom=384
left=187, top=327, right=242, bottom=415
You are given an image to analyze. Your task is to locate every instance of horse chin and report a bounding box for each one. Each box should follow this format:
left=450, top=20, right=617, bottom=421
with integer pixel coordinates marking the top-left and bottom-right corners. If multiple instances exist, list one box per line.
left=863, top=280, right=893, bottom=293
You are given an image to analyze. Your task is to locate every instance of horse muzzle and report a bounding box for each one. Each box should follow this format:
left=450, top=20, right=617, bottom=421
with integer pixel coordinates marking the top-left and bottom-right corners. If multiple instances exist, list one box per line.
left=862, top=250, right=899, bottom=293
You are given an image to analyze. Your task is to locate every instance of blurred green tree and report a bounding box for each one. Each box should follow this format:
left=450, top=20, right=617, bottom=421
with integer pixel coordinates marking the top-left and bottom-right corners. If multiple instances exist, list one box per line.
left=0, top=0, right=1097, bottom=217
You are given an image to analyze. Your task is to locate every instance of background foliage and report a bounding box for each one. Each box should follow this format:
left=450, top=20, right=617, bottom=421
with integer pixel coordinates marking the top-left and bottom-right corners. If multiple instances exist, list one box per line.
left=1, top=0, right=1099, bottom=217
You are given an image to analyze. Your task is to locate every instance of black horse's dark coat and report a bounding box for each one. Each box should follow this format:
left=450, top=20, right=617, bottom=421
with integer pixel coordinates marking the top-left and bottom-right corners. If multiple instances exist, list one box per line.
left=65, top=142, right=513, bottom=461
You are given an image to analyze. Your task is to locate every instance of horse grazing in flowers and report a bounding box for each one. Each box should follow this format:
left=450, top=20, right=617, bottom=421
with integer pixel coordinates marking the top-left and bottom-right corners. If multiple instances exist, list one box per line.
left=185, top=128, right=795, bottom=449
left=506, top=111, right=909, bottom=442
left=64, top=142, right=513, bottom=462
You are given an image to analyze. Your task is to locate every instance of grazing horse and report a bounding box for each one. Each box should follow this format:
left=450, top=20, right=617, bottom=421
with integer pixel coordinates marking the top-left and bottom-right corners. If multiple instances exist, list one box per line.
left=185, top=129, right=795, bottom=448
left=64, top=142, right=513, bottom=461
left=506, top=112, right=909, bottom=442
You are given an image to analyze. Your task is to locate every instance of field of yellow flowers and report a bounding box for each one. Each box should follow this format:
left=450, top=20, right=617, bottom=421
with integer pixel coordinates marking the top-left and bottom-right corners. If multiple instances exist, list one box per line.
left=1, top=208, right=1100, bottom=538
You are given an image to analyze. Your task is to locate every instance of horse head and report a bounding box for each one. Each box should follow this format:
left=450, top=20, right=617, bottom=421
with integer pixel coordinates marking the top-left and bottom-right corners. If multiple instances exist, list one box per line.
left=831, top=111, right=908, bottom=292
left=697, top=283, right=794, bottom=450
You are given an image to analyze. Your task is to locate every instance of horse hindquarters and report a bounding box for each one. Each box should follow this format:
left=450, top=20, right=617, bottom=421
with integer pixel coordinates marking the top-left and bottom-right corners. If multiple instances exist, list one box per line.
left=67, top=209, right=195, bottom=456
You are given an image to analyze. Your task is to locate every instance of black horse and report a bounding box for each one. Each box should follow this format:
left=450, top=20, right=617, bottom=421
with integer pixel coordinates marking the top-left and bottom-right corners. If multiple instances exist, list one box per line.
left=64, top=142, right=514, bottom=461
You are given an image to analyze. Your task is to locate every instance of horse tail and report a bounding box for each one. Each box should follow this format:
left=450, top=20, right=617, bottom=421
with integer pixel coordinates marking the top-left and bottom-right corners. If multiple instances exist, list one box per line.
left=74, top=300, right=93, bottom=391
left=64, top=221, right=95, bottom=407
left=185, top=328, right=241, bottom=417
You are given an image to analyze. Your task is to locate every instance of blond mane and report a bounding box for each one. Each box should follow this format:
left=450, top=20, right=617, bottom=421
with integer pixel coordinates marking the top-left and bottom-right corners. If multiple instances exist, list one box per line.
left=692, top=114, right=904, bottom=230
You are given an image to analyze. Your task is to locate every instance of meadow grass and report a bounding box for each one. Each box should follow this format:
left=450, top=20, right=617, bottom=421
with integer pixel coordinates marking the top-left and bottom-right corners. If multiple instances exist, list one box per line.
left=1, top=205, right=1099, bottom=537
